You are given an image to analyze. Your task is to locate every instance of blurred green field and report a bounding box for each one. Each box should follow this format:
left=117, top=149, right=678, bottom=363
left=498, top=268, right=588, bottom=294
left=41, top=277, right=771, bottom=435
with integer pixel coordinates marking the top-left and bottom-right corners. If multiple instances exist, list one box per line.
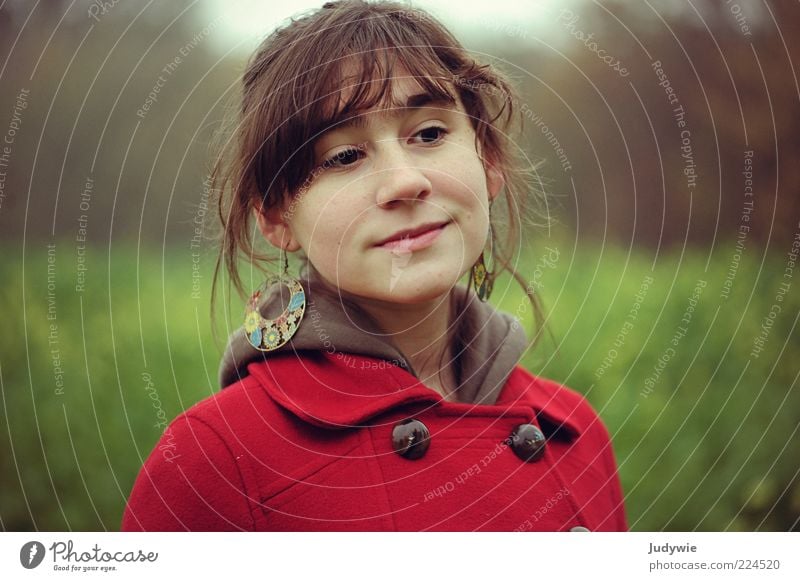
left=1, top=240, right=798, bottom=531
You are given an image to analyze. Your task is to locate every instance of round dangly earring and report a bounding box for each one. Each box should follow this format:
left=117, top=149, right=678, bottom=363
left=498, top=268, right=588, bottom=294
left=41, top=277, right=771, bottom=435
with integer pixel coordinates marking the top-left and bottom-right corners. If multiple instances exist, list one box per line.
left=471, top=206, right=496, bottom=302
left=243, top=247, right=306, bottom=351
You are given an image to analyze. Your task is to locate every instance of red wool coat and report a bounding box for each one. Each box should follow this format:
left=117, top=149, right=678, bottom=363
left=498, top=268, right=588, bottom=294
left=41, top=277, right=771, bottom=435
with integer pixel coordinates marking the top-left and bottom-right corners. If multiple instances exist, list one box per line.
left=122, top=351, right=627, bottom=531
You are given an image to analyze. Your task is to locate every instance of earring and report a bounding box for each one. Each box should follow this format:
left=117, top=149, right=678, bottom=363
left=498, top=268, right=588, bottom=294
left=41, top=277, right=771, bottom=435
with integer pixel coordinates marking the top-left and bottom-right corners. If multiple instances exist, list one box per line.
left=243, top=247, right=306, bottom=351
left=471, top=208, right=495, bottom=302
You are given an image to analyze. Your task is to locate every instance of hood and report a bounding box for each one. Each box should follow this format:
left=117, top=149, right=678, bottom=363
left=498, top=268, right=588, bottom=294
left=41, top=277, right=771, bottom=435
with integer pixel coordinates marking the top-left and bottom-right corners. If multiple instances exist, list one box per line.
left=219, top=260, right=529, bottom=405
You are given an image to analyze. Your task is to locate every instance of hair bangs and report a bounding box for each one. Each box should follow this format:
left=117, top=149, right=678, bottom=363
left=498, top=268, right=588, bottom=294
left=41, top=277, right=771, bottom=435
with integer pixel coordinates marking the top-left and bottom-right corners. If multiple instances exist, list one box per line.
left=306, top=47, right=458, bottom=146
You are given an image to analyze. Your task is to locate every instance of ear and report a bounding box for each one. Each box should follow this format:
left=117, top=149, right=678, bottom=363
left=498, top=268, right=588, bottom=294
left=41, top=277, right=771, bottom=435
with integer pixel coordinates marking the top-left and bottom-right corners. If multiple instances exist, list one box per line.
left=253, top=205, right=302, bottom=252
left=484, top=160, right=504, bottom=202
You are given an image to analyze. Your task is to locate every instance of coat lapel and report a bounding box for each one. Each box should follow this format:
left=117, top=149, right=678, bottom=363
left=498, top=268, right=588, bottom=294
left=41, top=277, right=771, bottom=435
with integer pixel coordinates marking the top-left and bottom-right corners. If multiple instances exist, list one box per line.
left=247, top=351, right=581, bottom=440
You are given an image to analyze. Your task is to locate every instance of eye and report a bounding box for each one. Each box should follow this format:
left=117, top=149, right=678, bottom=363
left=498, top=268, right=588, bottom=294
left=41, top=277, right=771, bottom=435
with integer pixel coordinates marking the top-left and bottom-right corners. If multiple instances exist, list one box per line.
left=321, top=146, right=365, bottom=169
left=412, top=125, right=448, bottom=144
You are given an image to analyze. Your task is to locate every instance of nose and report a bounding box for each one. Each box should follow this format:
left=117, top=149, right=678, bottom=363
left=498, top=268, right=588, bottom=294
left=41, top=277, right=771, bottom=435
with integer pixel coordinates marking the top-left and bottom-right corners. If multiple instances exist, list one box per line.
left=372, top=142, right=432, bottom=207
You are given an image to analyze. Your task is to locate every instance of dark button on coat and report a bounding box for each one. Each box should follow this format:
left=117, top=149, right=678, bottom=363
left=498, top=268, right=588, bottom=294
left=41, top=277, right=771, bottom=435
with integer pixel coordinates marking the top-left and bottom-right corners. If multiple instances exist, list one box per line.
left=122, top=352, right=628, bottom=531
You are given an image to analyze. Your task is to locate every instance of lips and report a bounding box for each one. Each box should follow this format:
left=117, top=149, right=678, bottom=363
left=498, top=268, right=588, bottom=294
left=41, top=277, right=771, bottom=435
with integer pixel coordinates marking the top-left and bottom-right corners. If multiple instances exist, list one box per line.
left=375, top=220, right=451, bottom=247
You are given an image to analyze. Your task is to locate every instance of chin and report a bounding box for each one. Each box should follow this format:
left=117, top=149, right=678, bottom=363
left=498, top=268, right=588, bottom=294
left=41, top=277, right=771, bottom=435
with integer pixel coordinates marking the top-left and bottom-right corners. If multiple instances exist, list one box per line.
left=375, top=272, right=459, bottom=304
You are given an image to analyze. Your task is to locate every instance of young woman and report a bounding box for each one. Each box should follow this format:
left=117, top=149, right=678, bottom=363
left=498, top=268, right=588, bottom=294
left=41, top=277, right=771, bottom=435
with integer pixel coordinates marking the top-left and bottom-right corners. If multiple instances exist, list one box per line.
left=122, top=0, right=627, bottom=532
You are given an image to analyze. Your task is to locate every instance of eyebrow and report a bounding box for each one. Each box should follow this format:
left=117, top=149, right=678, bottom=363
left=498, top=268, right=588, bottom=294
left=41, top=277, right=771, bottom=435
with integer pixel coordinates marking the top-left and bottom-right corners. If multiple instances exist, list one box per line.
left=326, top=92, right=458, bottom=133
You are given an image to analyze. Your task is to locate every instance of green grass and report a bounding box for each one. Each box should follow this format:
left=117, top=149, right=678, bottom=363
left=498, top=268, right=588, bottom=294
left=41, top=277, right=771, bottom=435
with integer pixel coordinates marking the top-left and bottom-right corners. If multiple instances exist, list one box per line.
left=1, top=240, right=798, bottom=530
left=495, top=242, right=800, bottom=530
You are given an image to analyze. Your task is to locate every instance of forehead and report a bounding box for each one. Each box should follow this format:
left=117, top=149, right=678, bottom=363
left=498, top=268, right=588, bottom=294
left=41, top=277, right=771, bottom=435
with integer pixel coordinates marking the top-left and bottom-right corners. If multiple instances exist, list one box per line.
left=338, top=68, right=433, bottom=107
left=331, top=79, right=461, bottom=129
left=314, top=57, right=460, bottom=133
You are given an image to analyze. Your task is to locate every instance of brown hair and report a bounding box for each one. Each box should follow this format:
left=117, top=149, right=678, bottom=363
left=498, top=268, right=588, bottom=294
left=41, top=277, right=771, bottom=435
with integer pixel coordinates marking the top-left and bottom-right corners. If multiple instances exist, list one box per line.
left=209, top=0, right=547, bottom=390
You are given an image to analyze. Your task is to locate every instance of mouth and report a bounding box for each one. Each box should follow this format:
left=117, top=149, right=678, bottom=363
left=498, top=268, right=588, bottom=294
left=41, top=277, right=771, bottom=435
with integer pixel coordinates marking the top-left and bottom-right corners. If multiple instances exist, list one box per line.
left=375, top=220, right=451, bottom=252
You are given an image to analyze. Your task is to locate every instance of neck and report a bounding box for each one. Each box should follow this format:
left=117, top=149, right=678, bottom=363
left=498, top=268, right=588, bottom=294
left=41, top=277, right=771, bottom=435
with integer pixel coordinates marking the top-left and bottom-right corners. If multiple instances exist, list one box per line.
left=301, top=260, right=460, bottom=399
left=357, top=292, right=458, bottom=397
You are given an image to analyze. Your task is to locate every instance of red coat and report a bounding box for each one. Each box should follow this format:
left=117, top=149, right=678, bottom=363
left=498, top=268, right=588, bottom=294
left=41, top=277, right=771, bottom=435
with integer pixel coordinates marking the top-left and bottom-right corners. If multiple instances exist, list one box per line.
left=122, top=351, right=627, bottom=531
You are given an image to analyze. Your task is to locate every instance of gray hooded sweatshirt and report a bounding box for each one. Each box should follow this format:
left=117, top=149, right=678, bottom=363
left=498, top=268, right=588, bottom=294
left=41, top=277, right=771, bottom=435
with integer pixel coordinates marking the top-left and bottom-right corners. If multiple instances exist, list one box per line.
left=219, top=260, right=529, bottom=405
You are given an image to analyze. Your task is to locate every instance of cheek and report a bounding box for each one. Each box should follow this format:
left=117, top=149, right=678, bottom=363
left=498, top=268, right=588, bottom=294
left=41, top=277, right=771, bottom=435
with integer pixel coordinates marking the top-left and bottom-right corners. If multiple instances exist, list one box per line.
left=438, top=147, right=489, bottom=203
left=435, top=164, right=491, bottom=226
left=290, top=197, right=361, bottom=275
left=462, top=208, right=491, bottom=262
left=455, top=178, right=492, bottom=258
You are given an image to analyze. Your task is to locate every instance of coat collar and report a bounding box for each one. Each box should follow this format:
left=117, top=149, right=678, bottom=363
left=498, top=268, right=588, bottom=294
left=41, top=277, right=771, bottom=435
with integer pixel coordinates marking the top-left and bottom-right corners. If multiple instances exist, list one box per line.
left=219, top=258, right=530, bottom=406
left=246, top=351, right=582, bottom=440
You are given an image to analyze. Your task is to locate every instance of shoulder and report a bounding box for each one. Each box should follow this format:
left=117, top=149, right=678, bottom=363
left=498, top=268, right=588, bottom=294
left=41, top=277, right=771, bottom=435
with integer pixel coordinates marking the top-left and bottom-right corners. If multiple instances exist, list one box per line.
left=122, top=403, right=257, bottom=531
left=505, top=365, right=611, bottom=441
left=507, top=366, right=628, bottom=530
left=122, top=376, right=279, bottom=531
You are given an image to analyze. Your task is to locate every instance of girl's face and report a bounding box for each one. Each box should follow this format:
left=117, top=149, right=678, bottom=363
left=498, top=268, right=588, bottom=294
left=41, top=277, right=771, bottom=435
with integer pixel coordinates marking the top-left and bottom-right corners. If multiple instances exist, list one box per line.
left=259, top=75, right=503, bottom=305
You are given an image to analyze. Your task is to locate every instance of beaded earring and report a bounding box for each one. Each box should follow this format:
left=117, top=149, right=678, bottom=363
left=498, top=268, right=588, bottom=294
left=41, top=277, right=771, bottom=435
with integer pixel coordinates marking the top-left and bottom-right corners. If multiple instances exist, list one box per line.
left=471, top=206, right=496, bottom=302
left=243, top=248, right=306, bottom=351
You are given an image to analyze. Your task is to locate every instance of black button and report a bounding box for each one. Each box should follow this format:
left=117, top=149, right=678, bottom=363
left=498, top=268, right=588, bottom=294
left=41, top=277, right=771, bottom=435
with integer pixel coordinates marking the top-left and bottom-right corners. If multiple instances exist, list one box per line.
left=392, top=419, right=430, bottom=460
left=508, top=423, right=546, bottom=462
left=570, top=526, right=590, bottom=532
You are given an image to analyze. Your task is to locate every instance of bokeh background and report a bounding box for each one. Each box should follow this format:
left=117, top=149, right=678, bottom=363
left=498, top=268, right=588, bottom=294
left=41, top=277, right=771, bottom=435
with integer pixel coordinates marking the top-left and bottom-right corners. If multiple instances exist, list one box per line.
left=1, top=0, right=798, bottom=531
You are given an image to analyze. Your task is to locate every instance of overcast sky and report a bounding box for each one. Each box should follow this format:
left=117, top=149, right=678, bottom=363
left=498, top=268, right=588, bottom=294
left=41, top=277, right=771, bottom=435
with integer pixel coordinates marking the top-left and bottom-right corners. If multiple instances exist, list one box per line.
left=202, top=0, right=584, bottom=54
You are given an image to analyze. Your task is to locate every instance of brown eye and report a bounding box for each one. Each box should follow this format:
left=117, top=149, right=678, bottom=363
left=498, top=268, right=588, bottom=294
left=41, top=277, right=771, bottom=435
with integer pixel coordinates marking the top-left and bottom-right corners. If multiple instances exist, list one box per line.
left=414, top=126, right=448, bottom=144
left=324, top=147, right=364, bottom=168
